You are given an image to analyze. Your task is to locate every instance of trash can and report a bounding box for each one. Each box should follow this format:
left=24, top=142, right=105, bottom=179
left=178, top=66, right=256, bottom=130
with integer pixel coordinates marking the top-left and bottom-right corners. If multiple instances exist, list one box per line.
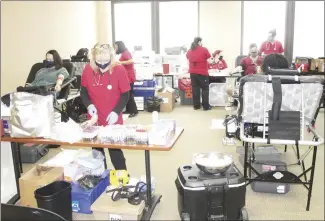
left=35, top=181, right=72, bottom=221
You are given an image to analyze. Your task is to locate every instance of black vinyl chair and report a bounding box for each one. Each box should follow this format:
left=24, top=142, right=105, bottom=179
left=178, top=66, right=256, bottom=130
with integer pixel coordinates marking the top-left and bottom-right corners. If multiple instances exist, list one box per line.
left=1, top=204, right=67, bottom=221
left=235, top=55, right=247, bottom=67
left=25, top=62, right=77, bottom=100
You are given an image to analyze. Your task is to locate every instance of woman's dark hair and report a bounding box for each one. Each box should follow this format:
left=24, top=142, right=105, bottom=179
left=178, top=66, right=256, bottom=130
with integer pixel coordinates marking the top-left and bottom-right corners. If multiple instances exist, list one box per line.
left=115, top=41, right=127, bottom=55
left=261, top=54, right=289, bottom=73
left=46, top=50, right=63, bottom=70
left=190, top=37, right=202, bottom=50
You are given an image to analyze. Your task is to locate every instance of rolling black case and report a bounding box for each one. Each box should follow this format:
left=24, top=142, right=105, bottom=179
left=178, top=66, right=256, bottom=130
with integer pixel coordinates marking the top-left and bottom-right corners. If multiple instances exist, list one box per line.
left=176, top=164, right=248, bottom=221
left=20, top=143, right=49, bottom=163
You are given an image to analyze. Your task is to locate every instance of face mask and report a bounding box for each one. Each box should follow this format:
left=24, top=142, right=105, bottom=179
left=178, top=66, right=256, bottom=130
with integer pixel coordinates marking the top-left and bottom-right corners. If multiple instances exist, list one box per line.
left=219, top=56, right=223, bottom=61
left=95, top=60, right=111, bottom=70
left=43, top=60, right=54, bottom=68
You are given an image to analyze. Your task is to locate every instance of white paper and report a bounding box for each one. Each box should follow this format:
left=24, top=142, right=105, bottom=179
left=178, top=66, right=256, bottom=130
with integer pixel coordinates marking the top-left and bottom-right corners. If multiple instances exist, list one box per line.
left=50, top=118, right=83, bottom=144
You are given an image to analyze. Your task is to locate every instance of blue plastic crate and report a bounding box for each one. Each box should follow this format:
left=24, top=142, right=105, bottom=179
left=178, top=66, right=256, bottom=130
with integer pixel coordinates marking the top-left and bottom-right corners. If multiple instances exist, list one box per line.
left=71, top=170, right=110, bottom=214
left=133, top=88, right=155, bottom=98
left=134, top=80, right=156, bottom=88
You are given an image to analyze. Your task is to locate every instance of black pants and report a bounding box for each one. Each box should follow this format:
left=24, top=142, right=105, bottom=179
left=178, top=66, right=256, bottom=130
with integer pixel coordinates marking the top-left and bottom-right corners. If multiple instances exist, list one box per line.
left=92, top=148, right=127, bottom=170
left=190, top=73, right=210, bottom=109
left=125, top=83, right=138, bottom=114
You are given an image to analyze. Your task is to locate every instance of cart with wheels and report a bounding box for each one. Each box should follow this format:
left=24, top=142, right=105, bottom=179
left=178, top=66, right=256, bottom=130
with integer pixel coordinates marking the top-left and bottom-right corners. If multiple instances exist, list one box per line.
left=237, top=69, right=324, bottom=211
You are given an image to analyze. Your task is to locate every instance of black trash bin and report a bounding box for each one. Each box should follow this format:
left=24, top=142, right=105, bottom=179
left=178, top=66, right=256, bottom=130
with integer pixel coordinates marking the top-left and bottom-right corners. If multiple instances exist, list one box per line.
left=35, top=181, right=72, bottom=221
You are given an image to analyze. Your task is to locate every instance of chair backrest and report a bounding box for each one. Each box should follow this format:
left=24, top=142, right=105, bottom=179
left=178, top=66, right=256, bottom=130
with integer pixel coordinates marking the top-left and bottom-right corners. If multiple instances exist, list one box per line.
left=238, top=74, right=324, bottom=125
left=1, top=203, right=67, bottom=221
left=26, top=62, right=76, bottom=84
left=235, top=55, right=247, bottom=67
left=25, top=62, right=76, bottom=100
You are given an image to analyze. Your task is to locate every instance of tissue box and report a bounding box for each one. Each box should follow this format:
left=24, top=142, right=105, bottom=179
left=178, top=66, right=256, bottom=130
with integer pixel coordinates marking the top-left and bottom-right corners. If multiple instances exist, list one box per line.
left=71, top=170, right=110, bottom=214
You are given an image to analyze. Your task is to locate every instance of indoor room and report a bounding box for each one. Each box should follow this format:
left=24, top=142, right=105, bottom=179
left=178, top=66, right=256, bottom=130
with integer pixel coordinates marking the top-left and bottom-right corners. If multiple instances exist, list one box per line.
left=1, top=1, right=324, bottom=220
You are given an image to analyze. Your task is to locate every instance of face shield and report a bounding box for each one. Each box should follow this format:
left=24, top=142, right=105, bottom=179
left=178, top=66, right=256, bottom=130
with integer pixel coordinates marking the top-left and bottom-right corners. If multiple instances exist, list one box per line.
left=93, top=44, right=112, bottom=70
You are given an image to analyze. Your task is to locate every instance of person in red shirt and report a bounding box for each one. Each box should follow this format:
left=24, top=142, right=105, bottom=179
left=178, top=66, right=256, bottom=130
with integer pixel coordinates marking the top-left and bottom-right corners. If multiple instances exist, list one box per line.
left=115, top=41, right=138, bottom=118
left=209, top=50, right=228, bottom=70
left=259, top=29, right=284, bottom=56
left=80, top=43, right=130, bottom=170
left=186, top=37, right=212, bottom=110
left=234, top=43, right=264, bottom=76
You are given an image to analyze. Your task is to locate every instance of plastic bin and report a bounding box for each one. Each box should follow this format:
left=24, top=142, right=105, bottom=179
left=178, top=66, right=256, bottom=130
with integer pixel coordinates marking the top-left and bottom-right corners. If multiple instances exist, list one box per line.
left=180, top=90, right=193, bottom=105
left=71, top=170, right=110, bottom=214
left=133, top=80, right=156, bottom=88
left=35, top=181, right=72, bottom=221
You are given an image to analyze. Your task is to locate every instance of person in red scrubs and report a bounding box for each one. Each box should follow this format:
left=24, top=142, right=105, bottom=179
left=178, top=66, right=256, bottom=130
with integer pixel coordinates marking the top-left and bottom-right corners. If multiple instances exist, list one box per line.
left=115, top=41, right=138, bottom=118
left=80, top=43, right=130, bottom=170
left=209, top=50, right=228, bottom=70
left=186, top=37, right=212, bottom=111
left=259, top=29, right=284, bottom=56
left=234, top=43, right=264, bottom=76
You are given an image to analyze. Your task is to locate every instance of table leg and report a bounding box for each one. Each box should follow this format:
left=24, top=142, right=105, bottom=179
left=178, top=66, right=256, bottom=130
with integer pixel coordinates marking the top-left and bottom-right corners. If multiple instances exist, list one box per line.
left=9, top=142, right=22, bottom=204
left=306, top=145, right=317, bottom=211
left=141, top=150, right=162, bottom=220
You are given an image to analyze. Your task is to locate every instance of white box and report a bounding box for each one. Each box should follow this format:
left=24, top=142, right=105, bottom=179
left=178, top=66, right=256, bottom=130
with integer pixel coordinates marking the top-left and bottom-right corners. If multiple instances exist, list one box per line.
left=91, top=192, right=145, bottom=220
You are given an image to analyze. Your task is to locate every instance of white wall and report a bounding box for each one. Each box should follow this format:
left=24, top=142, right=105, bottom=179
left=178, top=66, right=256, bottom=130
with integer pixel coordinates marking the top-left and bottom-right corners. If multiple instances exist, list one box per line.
left=199, top=1, right=242, bottom=69
left=1, top=1, right=98, bottom=95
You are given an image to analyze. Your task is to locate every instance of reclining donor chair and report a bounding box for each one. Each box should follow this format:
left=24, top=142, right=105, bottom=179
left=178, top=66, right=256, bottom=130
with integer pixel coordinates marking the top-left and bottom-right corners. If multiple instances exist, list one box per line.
left=25, top=61, right=77, bottom=100
left=237, top=68, right=324, bottom=211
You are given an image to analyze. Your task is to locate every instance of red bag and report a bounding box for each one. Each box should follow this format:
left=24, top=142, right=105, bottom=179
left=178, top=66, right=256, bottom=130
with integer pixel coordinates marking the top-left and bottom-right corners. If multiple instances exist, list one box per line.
left=178, top=77, right=192, bottom=98
left=178, top=77, right=191, bottom=91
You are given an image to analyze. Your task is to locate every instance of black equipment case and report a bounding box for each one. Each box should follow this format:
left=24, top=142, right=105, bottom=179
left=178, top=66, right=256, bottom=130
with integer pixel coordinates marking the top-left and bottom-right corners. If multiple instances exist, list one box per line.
left=175, top=164, right=248, bottom=221
left=20, top=143, right=49, bottom=163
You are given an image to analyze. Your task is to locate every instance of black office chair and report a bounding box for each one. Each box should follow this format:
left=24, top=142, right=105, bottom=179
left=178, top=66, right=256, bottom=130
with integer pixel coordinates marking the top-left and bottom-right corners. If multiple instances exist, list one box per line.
left=25, top=62, right=77, bottom=100
left=1, top=204, right=67, bottom=221
left=235, top=55, right=247, bottom=67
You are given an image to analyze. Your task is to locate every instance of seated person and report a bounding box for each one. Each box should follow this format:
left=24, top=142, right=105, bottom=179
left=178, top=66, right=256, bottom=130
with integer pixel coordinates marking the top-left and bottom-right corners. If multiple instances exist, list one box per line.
left=209, top=50, right=228, bottom=83
left=232, top=43, right=264, bottom=76
left=226, top=53, right=289, bottom=98
left=17, top=50, right=69, bottom=94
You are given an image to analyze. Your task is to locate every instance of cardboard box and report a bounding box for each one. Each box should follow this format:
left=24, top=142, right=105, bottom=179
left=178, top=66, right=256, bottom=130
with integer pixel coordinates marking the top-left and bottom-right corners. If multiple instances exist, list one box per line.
left=156, top=88, right=176, bottom=112
left=19, top=166, right=64, bottom=207
left=90, top=192, right=145, bottom=220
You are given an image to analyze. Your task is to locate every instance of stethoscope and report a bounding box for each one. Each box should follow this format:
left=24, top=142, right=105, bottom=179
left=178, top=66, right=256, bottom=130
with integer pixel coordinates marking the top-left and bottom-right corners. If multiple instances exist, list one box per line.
left=92, top=70, right=112, bottom=90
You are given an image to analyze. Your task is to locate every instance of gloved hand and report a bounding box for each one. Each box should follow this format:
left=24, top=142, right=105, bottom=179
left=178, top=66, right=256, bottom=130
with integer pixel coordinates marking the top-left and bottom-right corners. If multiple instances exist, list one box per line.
left=106, top=112, right=118, bottom=125
left=87, top=104, right=97, bottom=117
left=81, top=114, right=98, bottom=129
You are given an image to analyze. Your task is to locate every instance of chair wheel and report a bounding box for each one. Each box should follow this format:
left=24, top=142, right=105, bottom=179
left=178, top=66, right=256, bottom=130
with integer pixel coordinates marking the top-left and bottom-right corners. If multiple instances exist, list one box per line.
left=240, top=208, right=249, bottom=221
left=181, top=213, right=190, bottom=221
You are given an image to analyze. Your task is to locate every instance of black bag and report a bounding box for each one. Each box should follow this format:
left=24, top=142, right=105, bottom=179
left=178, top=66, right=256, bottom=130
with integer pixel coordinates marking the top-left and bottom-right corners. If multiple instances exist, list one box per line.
left=146, top=96, right=163, bottom=112
left=20, top=143, right=49, bottom=163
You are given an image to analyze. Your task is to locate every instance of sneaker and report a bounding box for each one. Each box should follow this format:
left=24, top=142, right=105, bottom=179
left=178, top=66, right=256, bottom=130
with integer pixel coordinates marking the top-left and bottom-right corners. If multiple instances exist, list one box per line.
left=129, top=113, right=138, bottom=118
left=194, top=106, right=201, bottom=110
left=203, top=106, right=212, bottom=111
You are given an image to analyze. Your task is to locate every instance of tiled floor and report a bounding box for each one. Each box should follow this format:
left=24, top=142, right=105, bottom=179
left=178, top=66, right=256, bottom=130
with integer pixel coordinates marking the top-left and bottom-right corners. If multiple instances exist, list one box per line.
left=22, top=105, right=325, bottom=220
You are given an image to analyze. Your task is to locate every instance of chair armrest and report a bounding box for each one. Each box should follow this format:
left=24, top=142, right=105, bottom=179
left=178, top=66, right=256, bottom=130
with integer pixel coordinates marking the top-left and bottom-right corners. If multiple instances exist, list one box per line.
left=61, top=76, right=77, bottom=88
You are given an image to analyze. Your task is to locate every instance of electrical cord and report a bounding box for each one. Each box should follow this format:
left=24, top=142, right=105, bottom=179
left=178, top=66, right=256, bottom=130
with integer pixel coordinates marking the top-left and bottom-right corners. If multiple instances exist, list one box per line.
left=106, top=182, right=147, bottom=205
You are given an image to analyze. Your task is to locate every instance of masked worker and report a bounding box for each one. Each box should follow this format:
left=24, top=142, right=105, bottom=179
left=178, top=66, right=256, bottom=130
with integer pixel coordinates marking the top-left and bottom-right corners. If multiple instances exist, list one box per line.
left=114, top=41, right=138, bottom=118
left=17, top=50, right=69, bottom=94
left=259, top=29, right=284, bottom=56
left=233, top=43, right=264, bottom=75
left=186, top=37, right=212, bottom=111
left=209, top=50, right=228, bottom=70
left=80, top=43, right=130, bottom=170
